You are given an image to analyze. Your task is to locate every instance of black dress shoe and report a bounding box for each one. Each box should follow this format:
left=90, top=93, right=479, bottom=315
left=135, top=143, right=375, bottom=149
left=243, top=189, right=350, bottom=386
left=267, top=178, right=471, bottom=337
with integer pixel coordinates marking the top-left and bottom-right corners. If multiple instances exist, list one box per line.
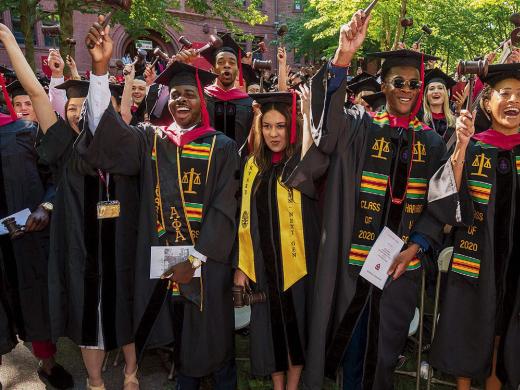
left=38, top=363, right=74, bottom=389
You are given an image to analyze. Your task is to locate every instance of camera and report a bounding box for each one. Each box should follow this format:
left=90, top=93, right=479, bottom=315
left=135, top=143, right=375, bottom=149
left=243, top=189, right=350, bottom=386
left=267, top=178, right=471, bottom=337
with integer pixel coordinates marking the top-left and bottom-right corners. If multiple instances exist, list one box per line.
left=232, top=285, right=266, bottom=307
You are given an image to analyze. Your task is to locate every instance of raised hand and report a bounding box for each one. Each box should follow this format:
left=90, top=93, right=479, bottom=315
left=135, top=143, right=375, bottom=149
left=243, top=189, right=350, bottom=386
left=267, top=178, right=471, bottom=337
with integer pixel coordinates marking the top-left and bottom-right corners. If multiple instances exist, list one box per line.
left=0, top=23, right=16, bottom=46
left=144, top=64, right=156, bottom=86
left=124, top=63, right=135, bottom=83
left=455, top=109, right=476, bottom=149
left=66, top=55, right=81, bottom=80
left=175, top=49, right=198, bottom=64
left=85, top=14, right=113, bottom=75
left=333, top=10, right=372, bottom=67
left=48, top=49, right=65, bottom=77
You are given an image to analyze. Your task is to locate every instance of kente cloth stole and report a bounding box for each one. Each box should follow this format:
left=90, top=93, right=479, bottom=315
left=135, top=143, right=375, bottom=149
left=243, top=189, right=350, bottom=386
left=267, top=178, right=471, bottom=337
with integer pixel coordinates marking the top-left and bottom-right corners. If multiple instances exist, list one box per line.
left=152, top=131, right=216, bottom=297
left=238, top=157, right=307, bottom=291
left=348, top=113, right=430, bottom=272
left=449, top=141, right=501, bottom=280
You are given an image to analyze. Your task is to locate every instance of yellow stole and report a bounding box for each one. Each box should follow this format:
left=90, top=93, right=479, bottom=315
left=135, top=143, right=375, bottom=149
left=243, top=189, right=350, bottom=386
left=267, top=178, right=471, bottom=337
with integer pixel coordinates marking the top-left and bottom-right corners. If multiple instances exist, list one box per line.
left=238, top=157, right=307, bottom=291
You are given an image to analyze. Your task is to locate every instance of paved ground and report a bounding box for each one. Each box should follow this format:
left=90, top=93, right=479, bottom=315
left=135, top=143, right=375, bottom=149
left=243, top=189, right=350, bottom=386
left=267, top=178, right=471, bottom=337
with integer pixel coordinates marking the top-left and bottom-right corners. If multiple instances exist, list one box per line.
left=0, top=338, right=176, bottom=390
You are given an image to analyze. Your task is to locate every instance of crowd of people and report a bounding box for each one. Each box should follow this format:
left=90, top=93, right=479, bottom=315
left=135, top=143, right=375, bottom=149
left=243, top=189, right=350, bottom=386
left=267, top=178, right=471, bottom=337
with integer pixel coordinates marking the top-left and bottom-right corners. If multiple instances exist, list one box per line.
left=0, top=8, right=519, bottom=390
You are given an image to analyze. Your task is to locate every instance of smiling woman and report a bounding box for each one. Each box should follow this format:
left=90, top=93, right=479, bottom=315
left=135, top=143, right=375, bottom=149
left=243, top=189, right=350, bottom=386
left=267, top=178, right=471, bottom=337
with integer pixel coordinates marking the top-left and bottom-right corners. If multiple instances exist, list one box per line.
left=429, top=63, right=520, bottom=390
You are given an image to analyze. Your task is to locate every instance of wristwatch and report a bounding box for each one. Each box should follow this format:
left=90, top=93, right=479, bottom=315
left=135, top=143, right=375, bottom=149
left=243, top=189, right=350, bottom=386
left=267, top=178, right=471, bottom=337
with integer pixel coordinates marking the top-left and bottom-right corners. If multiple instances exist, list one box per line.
left=188, top=255, right=202, bottom=269
left=40, top=202, right=54, bottom=213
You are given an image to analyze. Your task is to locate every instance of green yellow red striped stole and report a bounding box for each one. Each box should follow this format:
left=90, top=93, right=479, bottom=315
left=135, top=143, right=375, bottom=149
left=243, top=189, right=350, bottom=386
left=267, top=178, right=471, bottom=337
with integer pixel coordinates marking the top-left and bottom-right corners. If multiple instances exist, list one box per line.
left=360, top=171, right=388, bottom=196
left=348, top=244, right=371, bottom=266
left=451, top=253, right=480, bottom=278
left=406, top=178, right=428, bottom=199
left=238, top=157, right=308, bottom=291
left=516, top=156, right=520, bottom=174
left=467, top=180, right=492, bottom=205
left=181, top=142, right=212, bottom=160
left=185, top=202, right=203, bottom=222
left=348, top=244, right=420, bottom=271
left=371, top=111, right=426, bottom=132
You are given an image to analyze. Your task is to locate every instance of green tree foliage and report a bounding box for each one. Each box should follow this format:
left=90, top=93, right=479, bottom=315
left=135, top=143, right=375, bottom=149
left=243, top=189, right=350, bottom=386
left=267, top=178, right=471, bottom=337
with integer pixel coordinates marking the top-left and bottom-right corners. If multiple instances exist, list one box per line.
left=286, top=0, right=520, bottom=73
left=0, top=0, right=267, bottom=70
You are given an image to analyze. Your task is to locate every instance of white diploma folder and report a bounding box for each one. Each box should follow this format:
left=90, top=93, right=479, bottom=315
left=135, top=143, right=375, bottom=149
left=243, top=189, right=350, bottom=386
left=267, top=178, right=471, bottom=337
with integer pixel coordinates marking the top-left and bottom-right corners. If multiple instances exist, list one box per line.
left=359, top=227, right=404, bottom=290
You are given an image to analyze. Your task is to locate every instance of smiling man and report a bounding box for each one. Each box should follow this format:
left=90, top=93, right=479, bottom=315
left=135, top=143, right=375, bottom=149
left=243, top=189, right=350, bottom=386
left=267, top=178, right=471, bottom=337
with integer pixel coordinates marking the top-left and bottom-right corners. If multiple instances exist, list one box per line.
left=80, top=16, right=240, bottom=389
left=7, top=80, right=38, bottom=123
left=286, top=10, right=448, bottom=390
left=200, top=33, right=254, bottom=151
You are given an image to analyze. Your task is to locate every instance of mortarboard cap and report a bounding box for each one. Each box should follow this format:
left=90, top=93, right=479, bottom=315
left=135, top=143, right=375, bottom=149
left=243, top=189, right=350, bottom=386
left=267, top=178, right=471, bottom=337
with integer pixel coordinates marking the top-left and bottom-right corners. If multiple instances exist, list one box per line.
left=480, top=63, right=520, bottom=87
left=155, top=61, right=217, bottom=88
left=362, top=91, right=386, bottom=111
left=368, top=50, right=439, bottom=79
left=424, top=68, right=456, bottom=89
left=347, top=71, right=374, bottom=86
left=6, top=80, right=28, bottom=98
left=55, top=79, right=90, bottom=99
left=348, top=77, right=381, bottom=95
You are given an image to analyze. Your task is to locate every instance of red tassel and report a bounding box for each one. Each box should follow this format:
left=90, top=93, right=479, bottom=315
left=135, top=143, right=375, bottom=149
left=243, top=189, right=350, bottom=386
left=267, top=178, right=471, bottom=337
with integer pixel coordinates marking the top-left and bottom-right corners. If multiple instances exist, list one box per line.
left=410, top=53, right=425, bottom=121
left=0, top=73, right=18, bottom=121
left=238, top=47, right=244, bottom=87
left=195, top=69, right=210, bottom=127
left=290, top=91, right=297, bottom=144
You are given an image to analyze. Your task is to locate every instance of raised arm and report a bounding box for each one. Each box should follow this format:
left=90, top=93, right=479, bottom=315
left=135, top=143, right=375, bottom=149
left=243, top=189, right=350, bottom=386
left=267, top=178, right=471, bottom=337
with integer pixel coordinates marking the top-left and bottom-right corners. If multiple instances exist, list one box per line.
left=120, top=64, right=135, bottom=124
left=47, top=49, right=67, bottom=119
left=0, top=24, right=57, bottom=133
left=77, top=15, right=145, bottom=177
left=277, top=47, right=288, bottom=92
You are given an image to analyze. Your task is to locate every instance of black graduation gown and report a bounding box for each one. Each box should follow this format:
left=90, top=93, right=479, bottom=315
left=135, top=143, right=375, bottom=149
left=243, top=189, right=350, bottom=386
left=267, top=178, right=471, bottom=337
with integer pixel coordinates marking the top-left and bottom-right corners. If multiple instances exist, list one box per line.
left=205, top=93, right=253, bottom=151
left=37, top=117, right=139, bottom=350
left=0, top=119, right=55, bottom=342
left=287, top=66, right=447, bottom=390
left=238, top=151, right=324, bottom=376
left=77, top=104, right=240, bottom=377
left=426, top=141, right=520, bottom=388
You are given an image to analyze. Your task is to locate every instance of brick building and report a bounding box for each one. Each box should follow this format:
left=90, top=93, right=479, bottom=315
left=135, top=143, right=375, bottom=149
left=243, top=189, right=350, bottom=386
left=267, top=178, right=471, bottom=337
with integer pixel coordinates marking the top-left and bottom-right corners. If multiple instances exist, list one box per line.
left=0, top=0, right=305, bottom=76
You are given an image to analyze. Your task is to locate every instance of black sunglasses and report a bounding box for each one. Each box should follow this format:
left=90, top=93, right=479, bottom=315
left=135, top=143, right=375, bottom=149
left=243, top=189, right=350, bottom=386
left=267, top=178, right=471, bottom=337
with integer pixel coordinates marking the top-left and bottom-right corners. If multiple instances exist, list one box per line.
left=388, top=78, right=422, bottom=90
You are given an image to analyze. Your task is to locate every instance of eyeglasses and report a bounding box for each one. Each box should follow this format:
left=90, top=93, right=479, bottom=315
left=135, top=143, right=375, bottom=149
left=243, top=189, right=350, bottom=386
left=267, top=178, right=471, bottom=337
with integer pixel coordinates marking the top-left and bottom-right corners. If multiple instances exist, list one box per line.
left=388, top=78, right=422, bottom=90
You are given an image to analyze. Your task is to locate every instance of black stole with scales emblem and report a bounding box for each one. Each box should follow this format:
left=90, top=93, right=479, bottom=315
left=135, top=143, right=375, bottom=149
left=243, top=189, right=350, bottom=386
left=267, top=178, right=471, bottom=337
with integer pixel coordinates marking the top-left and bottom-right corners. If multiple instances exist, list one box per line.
left=348, top=115, right=431, bottom=273
left=152, top=131, right=216, bottom=302
left=449, top=141, right=498, bottom=281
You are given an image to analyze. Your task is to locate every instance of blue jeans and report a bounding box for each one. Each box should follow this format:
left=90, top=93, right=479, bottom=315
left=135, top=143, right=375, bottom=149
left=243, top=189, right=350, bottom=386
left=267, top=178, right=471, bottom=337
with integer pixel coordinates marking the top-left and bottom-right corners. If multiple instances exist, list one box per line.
left=342, top=306, right=369, bottom=390
left=176, top=360, right=237, bottom=390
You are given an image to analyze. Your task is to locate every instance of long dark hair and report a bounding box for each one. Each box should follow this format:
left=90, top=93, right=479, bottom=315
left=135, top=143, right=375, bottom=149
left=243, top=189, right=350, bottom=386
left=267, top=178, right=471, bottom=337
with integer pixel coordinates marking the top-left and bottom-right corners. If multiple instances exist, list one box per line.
left=252, top=102, right=301, bottom=174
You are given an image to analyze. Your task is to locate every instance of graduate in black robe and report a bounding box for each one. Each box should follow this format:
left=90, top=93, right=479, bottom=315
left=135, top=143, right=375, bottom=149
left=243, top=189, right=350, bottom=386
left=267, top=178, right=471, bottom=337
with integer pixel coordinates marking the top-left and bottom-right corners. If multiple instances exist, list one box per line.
left=425, top=63, right=520, bottom=390
left=199, top=33, right=254, bottom=150
left=2, top=23, right=142, bottom=389
left=286, top=11, right=447, bottom=389
left=0, top=25, right=75, bottom=389
left=234, top=90, right=325, bottom=388
left=81, top=21, right=240, bottom=389
left=420, top=68, right=458, bottom=144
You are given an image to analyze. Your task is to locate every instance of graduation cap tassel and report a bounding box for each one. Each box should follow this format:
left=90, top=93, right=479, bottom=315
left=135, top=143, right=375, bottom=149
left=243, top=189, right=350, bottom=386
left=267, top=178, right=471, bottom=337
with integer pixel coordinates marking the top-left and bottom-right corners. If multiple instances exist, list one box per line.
left=291, top=91, right=297, bottom=144
left=0, top=73, right=18, bottom=121
left=238, top=47, right=244, bottom=87
left=410, top=53, right=425, bottom=121
left=195, top=68, right=210, bottom=128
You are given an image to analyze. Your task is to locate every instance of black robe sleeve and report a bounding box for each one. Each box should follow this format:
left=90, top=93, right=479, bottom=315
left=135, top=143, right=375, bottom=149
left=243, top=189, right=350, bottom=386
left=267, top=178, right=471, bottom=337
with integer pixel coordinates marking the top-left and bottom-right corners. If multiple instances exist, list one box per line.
left=196, top=137, right=240, bottom=264
left=36, top=117, right=75, bottom=167
left=285, top=144, right=329, bottom=199
left=76, top=103, right=148, bottom=176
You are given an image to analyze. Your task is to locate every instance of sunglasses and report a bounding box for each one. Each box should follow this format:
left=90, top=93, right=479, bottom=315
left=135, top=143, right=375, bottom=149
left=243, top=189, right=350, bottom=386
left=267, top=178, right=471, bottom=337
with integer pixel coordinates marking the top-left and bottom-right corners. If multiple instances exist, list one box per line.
left=388, top=78, right=422, bottom=90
